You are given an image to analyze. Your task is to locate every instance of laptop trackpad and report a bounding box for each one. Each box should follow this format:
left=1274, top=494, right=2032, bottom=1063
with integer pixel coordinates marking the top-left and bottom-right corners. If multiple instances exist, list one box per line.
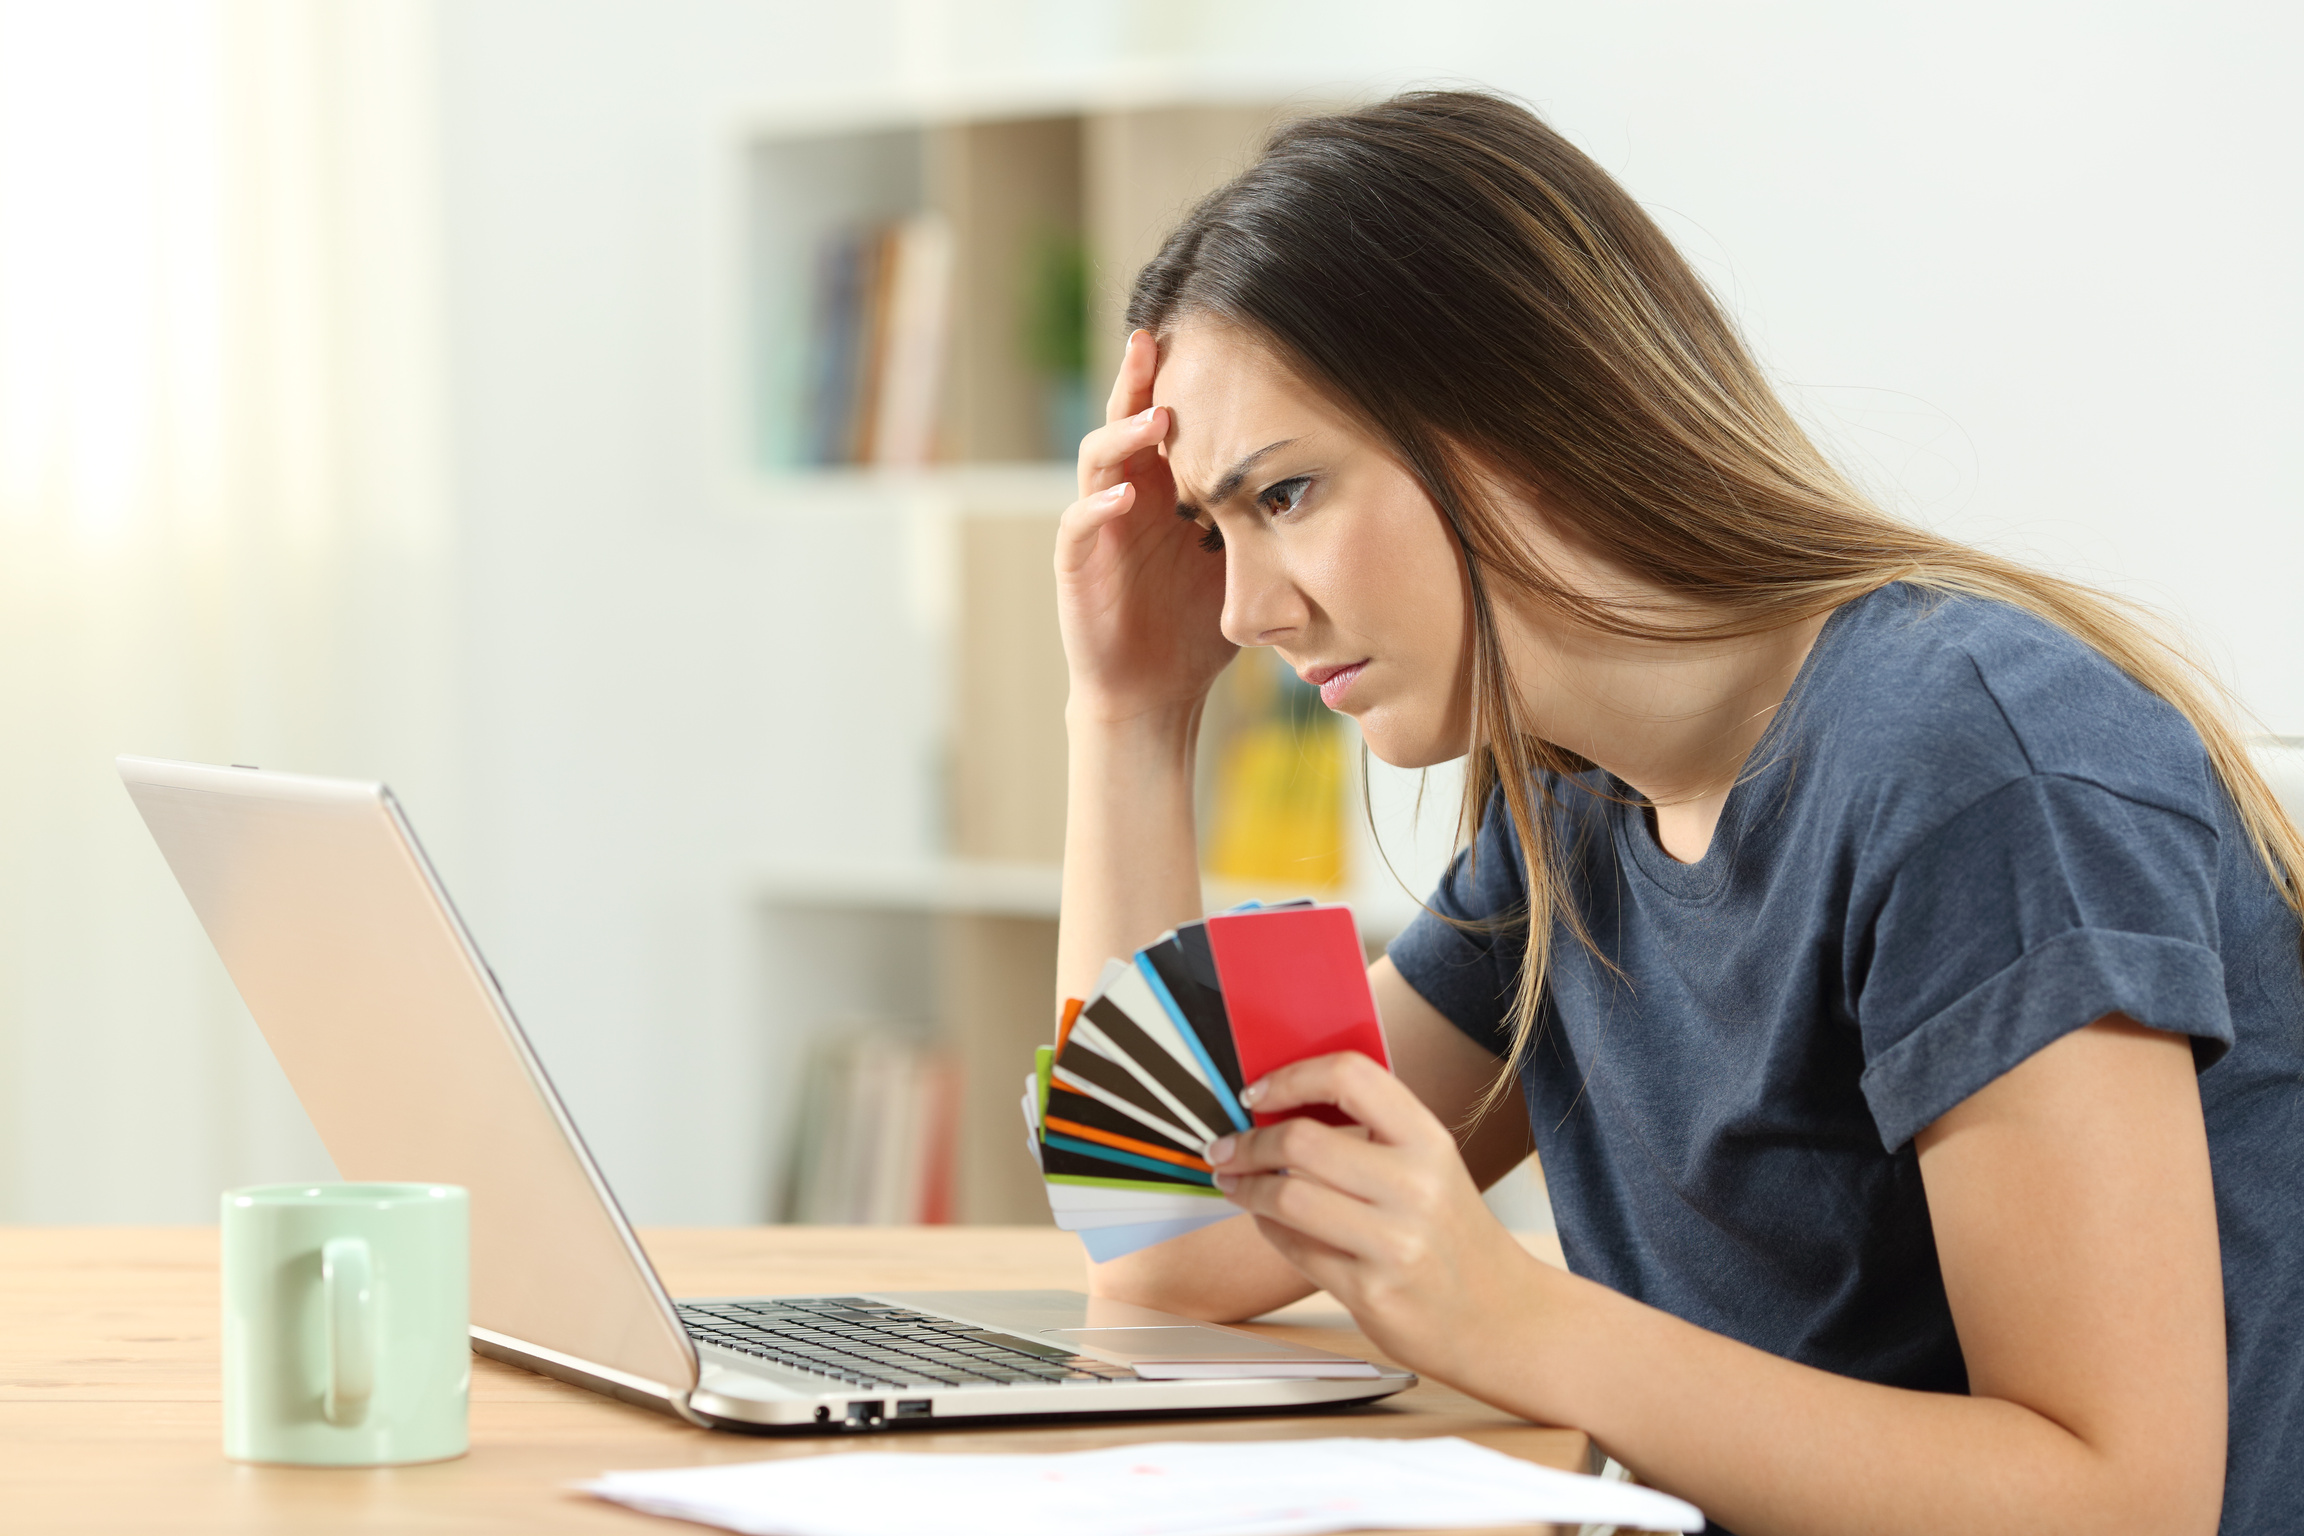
left=1043, top=1326, right=1316, bottom=1362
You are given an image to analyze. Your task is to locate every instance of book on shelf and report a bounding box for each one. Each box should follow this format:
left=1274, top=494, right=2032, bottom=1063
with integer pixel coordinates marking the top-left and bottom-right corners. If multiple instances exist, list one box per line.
left=801, top=215, right=953, bottom=469
left=779, top=1029, right=959, bottom=1225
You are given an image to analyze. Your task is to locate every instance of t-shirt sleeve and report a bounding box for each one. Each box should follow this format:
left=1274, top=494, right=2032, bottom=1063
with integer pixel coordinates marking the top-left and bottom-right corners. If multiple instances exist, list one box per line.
left=1855, top=772, right=2234, bottom=1150
left=1383, top=796, right=1528, bottom=1060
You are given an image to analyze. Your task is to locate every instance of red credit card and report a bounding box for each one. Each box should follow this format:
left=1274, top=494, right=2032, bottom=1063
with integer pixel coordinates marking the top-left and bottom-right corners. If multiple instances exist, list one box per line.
left=1203, top=906, right=1389, bottom=1127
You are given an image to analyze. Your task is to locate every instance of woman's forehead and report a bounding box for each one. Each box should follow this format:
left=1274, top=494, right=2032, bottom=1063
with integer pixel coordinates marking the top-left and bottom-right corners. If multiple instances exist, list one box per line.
left=1154, top=324, right=1339, bottom=495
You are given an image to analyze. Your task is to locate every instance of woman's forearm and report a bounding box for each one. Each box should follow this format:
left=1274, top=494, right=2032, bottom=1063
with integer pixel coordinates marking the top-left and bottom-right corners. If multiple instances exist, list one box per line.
left=1456, top=1265, right=2200, bottom=1536
left=1055, top=704, right=1207, bottom=1003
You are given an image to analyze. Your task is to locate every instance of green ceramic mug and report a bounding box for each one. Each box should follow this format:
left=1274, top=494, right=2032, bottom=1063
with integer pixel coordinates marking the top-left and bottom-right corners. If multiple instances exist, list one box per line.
left=220, top=1182, right=470, bottom=1465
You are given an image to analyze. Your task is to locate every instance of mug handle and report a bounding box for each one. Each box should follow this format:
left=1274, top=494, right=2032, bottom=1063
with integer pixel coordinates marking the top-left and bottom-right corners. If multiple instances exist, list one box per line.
left=321, top=1236, right=376, bottom=1426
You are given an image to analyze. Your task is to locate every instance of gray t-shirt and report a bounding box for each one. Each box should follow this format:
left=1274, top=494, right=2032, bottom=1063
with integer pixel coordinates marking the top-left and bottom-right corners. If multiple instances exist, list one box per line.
left=1388, top=583, right=2301, bottom=1535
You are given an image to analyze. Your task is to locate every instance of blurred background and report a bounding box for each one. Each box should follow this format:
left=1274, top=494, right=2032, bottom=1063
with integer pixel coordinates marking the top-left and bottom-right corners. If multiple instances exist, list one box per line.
left=1, top=0, right=2295, bottom=1229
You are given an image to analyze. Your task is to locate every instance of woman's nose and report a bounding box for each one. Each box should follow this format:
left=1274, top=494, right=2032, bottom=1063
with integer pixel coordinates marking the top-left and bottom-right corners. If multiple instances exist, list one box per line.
left=1219, top=538, right=1307, bottom=648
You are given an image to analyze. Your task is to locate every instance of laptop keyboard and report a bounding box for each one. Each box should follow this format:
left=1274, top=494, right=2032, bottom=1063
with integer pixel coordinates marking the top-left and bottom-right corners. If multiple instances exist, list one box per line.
left=678, top=1297, right=1137, bottom=1391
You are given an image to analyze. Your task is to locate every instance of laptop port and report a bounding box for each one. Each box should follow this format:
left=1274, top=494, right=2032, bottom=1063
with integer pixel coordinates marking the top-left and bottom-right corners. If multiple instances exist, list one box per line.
left=843, top=1400, right=884, bottom=1427
left=894, top=1399, right=932, bottom=1419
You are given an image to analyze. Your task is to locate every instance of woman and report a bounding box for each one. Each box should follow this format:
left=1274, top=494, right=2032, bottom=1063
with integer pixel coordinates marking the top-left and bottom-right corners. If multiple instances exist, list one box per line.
left=1051, top=92, right=2299, bottom=1536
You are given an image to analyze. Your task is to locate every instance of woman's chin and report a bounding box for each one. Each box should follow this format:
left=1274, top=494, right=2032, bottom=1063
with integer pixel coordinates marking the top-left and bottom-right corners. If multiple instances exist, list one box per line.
left=1357, top=715, right=1467, bottom=771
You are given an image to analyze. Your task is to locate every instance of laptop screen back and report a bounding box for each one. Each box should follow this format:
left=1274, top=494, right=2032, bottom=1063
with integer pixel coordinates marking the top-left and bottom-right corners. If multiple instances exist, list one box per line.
left=117, top=756, right=698, bottom=1402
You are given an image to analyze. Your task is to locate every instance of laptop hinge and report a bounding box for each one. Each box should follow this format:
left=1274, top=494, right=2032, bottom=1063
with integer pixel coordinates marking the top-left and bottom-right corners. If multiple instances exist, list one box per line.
left=471, top=1325, right=709, bottom=1427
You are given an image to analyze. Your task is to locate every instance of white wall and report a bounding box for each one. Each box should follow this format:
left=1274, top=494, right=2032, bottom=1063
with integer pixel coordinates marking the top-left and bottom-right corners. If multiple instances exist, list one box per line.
left=431, top=2, right=942, bottom=1224
left=409, top=0, right=2297, bottom=1226
left=0, top=0, right=455, bottom=1222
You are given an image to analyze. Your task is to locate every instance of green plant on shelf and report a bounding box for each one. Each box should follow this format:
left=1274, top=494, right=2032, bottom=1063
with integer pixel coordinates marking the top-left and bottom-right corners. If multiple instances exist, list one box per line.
left=1022, top=225, right=1092, bottom=461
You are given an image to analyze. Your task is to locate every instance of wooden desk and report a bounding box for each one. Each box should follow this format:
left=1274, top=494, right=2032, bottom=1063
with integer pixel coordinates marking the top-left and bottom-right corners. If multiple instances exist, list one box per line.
left=1, top=1226, right=1589, bottom=1534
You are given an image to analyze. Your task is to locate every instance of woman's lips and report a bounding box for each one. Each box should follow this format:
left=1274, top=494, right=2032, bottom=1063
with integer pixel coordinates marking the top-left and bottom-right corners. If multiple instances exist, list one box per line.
left=1305, top=660, right=1369, bottom=710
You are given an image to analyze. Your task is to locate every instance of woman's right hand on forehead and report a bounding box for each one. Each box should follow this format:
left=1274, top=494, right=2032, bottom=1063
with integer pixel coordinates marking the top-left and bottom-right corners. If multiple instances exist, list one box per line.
left=1054, top=329, right=1237, bottom=727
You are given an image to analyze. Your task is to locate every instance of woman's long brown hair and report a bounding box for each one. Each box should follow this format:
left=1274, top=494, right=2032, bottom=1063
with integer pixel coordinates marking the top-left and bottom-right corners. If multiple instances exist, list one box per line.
left=1127, top=90, right=2304, bottom=1088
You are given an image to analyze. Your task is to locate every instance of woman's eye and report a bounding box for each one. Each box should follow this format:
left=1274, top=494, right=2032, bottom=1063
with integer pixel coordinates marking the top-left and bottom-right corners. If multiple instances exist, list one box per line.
left=1197, top=523, right=1224, bottom=554
left=1254, top=477, right=1311, bottom=518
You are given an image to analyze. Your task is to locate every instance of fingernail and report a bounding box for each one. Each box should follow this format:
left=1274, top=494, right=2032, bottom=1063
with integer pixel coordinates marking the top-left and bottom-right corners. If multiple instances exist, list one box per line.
left=1240, top=1081, right=1265, bottom=1107
left=1137, top=406, right=1159, bottom=425
left=1213, top=1173, right=1237, bottom=1193
left=1095, top=483, right=1126, bottom=504
left=1207, top=1135, right=1235, bottom=1164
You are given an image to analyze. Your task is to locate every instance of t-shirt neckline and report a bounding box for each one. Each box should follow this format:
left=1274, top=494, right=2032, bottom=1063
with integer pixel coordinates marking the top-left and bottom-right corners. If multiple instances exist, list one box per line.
left=1610, top=589, right=1877, bottom=901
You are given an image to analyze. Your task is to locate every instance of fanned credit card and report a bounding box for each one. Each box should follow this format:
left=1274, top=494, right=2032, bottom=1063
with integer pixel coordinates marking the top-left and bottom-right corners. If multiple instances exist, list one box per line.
left=1023, top=902, right=1390, bottom=1262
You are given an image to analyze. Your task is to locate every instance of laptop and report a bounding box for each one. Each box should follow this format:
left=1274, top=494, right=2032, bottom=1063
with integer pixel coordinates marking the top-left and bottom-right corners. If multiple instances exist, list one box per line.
left=117, top=756, right=1414, bottom=1431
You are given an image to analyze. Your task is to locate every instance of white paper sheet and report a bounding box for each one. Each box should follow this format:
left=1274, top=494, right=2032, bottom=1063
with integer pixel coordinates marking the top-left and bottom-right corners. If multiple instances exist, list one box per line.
left=583, top=1435, right=1703, bottom=1536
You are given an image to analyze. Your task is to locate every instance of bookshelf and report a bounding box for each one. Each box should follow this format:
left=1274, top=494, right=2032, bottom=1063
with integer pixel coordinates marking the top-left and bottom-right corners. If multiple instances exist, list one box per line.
left=743, top=101, right=1298, bottom=477
left=744, top=94, right=1471, bottom=1227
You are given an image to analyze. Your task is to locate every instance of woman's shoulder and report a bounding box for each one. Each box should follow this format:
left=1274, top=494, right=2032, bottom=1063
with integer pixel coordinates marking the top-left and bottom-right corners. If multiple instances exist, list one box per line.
left=1797, top=584, right=2220, bottom=835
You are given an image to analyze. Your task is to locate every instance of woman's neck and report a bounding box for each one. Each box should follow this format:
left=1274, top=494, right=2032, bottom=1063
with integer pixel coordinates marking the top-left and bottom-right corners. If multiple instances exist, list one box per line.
left=1501, top=601, right=1831, bottom=864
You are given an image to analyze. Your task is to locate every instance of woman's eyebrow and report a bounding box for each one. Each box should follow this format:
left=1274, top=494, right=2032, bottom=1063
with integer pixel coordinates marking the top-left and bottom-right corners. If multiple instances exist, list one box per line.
left=1174, top=438, right=1300, bottom=520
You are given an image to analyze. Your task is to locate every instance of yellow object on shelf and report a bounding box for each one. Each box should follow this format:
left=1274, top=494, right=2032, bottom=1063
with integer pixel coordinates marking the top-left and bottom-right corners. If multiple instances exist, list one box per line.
left=1202, top=651, right=1348, bottom=890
